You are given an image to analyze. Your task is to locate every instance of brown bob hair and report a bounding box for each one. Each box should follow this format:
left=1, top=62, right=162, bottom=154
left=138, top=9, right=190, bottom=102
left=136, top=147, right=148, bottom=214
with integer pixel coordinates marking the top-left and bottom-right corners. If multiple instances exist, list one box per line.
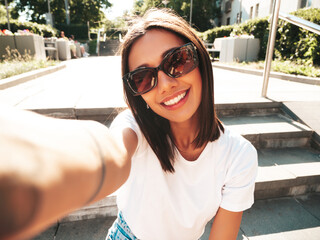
left=120, top=8, right=224, bottom=172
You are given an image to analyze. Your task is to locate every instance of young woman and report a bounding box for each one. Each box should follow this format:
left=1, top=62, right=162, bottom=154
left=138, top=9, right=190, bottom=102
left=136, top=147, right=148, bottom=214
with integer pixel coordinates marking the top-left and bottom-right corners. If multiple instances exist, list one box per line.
left=0, top=8, right=257, bottom=240
left=107, top=8, right=258, bottom=240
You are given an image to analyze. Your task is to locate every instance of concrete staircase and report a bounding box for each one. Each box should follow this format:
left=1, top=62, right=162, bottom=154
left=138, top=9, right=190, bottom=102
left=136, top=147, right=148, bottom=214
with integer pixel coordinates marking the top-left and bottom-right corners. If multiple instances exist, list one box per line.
left=33, top=101, right=320, bottom=240
left=217, top=101, right=320, bottom=201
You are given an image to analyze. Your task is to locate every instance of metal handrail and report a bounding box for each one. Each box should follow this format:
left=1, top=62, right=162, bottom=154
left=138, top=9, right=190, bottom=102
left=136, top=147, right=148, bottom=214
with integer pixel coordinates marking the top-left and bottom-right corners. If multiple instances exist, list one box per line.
left=261, top=0, right=320, bottom=97
left=279, top=12, right=320, bottom=35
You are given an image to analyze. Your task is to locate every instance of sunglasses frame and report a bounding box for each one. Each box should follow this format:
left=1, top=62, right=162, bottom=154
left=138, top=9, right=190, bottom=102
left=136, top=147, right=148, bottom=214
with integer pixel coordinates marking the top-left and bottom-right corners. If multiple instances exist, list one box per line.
left=123, top=42, right=199, bottom=96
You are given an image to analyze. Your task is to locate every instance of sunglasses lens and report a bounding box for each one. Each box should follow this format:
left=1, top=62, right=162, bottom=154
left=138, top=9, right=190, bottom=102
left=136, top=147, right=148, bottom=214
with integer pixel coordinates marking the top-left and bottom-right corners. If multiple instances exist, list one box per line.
left=163, top=46, right=196, bottom=78
left=130, top=69, right=156, bottom=94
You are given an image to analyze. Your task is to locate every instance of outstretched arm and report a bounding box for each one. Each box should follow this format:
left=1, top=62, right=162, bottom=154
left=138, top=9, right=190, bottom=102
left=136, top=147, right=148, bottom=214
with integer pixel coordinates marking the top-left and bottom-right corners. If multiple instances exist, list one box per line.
left=0, top=105, right=137, bottom=240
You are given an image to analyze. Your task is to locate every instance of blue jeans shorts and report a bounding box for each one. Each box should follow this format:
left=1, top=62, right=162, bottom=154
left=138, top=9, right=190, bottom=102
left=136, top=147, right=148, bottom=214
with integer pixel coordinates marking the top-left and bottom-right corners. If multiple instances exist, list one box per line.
left=106, top=211, right=138, bottom=240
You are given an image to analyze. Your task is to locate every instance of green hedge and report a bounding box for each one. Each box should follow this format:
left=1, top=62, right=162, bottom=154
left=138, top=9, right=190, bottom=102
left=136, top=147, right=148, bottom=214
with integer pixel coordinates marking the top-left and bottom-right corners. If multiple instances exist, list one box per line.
left=0, top=20, right=57, bottom=37
left=199, top=25, right=234, bottom=43
left=0, top=21, right=89, bottom=40
left=88, top=40, right=97, bottom=55
left=200, top=8, right=320, bottom=65
left=55, top=24, right=88, bottom=40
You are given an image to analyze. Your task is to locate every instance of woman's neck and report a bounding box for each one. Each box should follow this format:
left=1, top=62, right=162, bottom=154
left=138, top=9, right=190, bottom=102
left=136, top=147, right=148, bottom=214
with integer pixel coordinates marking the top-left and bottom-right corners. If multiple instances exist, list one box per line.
left=170, top=120, right=198, bottom=149
left=169, top=111, right=206, bottom=161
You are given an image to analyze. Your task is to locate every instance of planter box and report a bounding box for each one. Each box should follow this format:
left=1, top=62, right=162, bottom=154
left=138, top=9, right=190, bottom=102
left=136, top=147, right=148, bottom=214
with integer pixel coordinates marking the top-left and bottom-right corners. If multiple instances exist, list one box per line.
left=14, top=35, right=46, bottom=60
left=217, top=37, right=260, bottom=63
left=0, top=35, right=16, bottom=60
left=57, top=39, right=71, bottom=61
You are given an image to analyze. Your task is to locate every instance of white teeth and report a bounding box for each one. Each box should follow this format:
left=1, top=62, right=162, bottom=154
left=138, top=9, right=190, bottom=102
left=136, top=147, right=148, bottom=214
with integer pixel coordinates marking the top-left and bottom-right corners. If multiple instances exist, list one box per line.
left=163, top=91, right=187, bottom=106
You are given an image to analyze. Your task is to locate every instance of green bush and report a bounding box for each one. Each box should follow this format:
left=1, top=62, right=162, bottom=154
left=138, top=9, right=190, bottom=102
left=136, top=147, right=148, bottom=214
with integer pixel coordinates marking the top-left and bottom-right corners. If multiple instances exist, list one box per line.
left=272, top=59, right=320, bottom=77
left=88, top=40, right=97, bottom=55
left=200, top=25, right=234, bottom=43
left=0, top=20, right=57, bottom=37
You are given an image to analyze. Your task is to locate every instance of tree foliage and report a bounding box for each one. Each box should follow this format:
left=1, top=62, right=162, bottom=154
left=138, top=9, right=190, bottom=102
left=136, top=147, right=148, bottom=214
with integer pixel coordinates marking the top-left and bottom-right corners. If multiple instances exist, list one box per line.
left=103, top=16, right=127, bottom=39
left=132, top=0, right=221, bottom=32
left=0, top=0, right=14, bottom=5
left=0, top=0, right=19, bottom=20
left=11, top=0, right=111, bottom=27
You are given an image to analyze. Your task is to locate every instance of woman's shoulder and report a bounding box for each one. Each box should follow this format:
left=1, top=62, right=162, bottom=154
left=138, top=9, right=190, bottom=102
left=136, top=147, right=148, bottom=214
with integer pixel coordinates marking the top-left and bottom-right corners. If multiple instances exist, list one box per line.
left=110, top=109, right=137, bottom=129
left=111, top=109, right=148, bottom=154
left=210, top=126, right=258, bottom=180
left=216, top=126, right=256, bottom=156
left=110, top=109, right=140, bottom=137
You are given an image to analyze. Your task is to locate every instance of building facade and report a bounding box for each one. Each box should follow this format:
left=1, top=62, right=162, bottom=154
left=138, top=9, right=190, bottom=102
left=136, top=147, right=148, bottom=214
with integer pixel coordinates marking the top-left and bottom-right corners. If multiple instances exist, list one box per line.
left=219, top=0, right=320, bottom=26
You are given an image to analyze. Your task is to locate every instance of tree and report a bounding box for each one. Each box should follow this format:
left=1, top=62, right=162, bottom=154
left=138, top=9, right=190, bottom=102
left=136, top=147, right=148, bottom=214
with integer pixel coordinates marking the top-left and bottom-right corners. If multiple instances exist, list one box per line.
left=69, top=0, right=111, bottom=27
left=12, top=0, right=111, bottom=27
left=133, top=0, right=162, bottom=15
left=132, top=0, right=221, bottom=32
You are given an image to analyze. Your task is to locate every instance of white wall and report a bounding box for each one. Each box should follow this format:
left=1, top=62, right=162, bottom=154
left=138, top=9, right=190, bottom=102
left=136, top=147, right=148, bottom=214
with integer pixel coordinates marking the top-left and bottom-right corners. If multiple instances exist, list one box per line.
left=220, top=0, right=318, bottom=26
left=280, top=0, right=301, bottom=14
left=220, top=0, right=272, bottom=25
left=310, top=0, right=320, bottom=8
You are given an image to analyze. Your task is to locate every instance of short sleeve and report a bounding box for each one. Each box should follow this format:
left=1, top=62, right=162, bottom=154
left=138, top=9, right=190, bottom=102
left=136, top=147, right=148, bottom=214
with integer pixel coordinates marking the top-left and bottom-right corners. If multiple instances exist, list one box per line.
left=220, top=141, right=258, bottom=212
left=110, top=109, right=143, bottom=146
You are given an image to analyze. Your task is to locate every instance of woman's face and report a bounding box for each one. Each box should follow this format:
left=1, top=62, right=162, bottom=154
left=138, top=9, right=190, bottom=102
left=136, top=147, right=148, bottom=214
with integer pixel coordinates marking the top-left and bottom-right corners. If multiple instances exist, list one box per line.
left=128, top=29, right=202, bottom=124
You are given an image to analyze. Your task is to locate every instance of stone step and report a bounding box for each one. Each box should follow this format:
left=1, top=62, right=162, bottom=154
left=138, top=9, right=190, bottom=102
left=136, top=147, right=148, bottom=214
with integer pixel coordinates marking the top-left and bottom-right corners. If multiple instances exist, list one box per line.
left=216, top=101, right=283, bottom=117
left=34, top=194, right=320, bottom=240
left=60, top=147, right=320, bottom=223
left=29, top=101, right=283, bottom=122
left=220, top=114, right=313, bottom=149
left=202, top=194, right=320, bottom=240
left=255, top=147, right=320, bottom=200
left=61, top=196, right=118, bottom=223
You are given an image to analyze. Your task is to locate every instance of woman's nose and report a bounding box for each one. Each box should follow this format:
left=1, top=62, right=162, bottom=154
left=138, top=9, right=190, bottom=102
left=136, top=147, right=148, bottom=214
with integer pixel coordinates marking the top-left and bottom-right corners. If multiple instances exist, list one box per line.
left=157, top=70, right=178, bottom=94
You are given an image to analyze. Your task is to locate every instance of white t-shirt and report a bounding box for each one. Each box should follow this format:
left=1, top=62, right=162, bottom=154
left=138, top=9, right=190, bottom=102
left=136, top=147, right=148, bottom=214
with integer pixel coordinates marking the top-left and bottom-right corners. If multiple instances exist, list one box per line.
left=110, top=109, right=258, bottom=240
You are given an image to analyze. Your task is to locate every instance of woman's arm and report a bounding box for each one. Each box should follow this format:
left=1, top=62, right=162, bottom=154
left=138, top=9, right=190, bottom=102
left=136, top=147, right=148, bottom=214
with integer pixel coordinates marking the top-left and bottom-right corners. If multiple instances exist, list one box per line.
left=208, top=208, right=243, bottom=240
left=0, top=105, right=137, bottom=240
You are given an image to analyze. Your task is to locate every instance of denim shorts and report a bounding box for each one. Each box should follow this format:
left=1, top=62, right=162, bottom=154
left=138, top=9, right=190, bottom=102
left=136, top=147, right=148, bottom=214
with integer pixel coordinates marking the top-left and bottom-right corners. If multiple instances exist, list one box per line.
left=106, top=211, right=138, bottom=240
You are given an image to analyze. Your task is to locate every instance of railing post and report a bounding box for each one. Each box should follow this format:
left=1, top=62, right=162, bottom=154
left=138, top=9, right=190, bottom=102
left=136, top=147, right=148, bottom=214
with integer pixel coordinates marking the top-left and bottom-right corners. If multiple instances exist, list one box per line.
left=5, top=0, right=10, bottom=31
left=261, top=0, right=281, bottom=97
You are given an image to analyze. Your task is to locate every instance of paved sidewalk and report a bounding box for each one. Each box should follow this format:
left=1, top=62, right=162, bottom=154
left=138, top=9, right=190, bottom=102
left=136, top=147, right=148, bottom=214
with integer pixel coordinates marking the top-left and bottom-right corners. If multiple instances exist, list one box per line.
left=1, top=56, right=320, bottom=110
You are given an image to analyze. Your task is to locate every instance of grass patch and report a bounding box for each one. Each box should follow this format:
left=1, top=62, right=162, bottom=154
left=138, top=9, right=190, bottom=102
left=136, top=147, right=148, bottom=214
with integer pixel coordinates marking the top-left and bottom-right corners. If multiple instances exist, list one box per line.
left=224, top=60, right=320, bottom=78
left=0, top=47, right=59, bottom=80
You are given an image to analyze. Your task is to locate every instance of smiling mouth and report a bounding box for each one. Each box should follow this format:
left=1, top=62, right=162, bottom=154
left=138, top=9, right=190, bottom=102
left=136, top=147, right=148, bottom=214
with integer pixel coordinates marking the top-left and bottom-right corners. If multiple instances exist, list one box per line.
left=163, top=90, right=188, bottom=106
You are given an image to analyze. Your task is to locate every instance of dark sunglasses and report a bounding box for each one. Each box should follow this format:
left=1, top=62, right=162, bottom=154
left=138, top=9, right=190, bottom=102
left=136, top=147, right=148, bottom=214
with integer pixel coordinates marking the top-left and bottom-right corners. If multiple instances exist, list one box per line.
left=123, top=42, right=199, bottom=96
